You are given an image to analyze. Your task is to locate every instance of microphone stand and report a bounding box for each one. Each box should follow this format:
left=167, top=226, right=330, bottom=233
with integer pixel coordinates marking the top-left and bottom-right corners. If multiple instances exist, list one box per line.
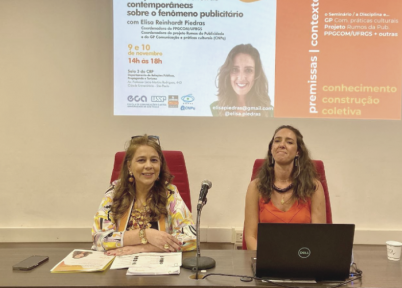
left=182, top=198, right=216, bottom=278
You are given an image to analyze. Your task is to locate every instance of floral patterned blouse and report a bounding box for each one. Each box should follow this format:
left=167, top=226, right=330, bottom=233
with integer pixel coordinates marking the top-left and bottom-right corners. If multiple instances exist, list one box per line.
left=91, top=182, right=196, bottom=252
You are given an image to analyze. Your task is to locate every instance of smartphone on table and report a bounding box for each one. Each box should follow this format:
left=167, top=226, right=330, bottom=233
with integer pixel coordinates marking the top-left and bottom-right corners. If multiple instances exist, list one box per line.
left=12, top=255, right=49, bottom=271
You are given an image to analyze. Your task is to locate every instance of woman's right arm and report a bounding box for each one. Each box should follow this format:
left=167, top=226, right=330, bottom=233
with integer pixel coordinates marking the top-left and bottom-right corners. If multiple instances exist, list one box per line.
left=105, top=243, right=164, bottom=256
left=122, top=228, right=180, bottom=251
left=118, top=229, right=180, bottom=255
left=244, top=179, right=260, bottom=250
left=92, top=189, right=126, bottom=251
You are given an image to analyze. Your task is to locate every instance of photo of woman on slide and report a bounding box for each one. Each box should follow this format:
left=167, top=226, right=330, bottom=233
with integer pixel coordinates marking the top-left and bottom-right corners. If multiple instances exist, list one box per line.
left=72, top=251, right=92, bottom=259
left=210, top=44, right=273, bottom=117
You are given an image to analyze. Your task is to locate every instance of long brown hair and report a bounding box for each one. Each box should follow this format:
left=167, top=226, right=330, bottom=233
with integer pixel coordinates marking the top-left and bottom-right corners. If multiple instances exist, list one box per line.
left=216, top=44, right=272, bottom=115
left=257, top=125, right=317, bottom=202
left=110, top=135, right=173, bottom=221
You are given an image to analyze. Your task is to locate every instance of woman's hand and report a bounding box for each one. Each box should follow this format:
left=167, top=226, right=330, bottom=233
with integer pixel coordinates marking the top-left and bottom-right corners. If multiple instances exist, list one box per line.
left=105, top=243, right=164, bottom=256
left=146, top=229, right=182, bottom=252
left=105, top=246, right=141, bottom=256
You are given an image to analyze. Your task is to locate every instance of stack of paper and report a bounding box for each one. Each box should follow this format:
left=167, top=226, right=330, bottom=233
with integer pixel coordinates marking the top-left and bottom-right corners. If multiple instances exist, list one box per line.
left=110, top=252, right=182, bottom=276
left=50, top=249, right=115, bottom=273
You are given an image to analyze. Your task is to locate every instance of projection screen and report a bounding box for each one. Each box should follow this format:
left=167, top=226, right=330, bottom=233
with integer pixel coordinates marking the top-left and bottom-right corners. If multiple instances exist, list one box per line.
left=114, top=0, right=402, bottom=119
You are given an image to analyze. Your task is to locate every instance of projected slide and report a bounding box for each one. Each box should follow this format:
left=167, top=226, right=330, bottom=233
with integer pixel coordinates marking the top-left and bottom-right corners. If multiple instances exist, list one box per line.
left=113, top=0, right=276, bottom=117
left=114, top=0, right=402, bottom=119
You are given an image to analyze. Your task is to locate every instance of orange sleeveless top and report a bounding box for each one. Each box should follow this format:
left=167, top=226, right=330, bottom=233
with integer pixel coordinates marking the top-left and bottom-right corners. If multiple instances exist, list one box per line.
left=259, top=197, right=311, bottom=223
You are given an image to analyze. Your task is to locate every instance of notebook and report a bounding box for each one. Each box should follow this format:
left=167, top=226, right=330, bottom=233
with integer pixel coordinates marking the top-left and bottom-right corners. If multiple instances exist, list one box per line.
left=255, top=223, right=355, bottom=281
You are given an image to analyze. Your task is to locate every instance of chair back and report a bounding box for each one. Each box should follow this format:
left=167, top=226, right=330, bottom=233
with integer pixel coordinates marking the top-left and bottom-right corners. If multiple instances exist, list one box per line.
left=243, top=159, right=332, bottom=249
left=110, top=151, right=192, bottom=212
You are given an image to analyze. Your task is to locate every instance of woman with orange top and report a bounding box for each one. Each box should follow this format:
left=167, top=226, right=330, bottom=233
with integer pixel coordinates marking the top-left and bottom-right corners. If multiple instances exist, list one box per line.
left=244, top=125, right=326, bottom=250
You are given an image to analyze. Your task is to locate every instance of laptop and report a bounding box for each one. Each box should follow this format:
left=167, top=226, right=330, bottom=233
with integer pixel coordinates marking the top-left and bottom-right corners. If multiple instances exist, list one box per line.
left=255, top=223, right=355, bottom=281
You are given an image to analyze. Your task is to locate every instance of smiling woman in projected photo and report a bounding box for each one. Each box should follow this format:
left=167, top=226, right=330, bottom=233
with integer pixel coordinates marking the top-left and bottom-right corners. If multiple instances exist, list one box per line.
left=210, top=44, right=274, bottom=117
left=91, top=135, right=196, bottom=255
left=244, top=125, right=326, bottom=250
left=72, top=251, right=92, bottom=259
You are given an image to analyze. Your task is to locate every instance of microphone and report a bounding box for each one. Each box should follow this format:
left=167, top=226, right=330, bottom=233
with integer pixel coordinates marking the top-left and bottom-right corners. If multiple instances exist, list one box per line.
left=183, top=179, right=215, bottom=275
left=197, top=180, right=212, bottom=210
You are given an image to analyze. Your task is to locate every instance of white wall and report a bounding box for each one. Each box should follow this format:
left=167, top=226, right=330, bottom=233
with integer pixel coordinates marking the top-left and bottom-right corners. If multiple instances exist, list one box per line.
left=1, top=0, right=401, bottom=244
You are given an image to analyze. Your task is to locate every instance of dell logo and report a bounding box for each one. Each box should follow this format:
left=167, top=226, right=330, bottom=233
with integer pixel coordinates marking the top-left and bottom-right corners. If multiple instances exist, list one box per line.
left=298, top=247, right=311, bottom=258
